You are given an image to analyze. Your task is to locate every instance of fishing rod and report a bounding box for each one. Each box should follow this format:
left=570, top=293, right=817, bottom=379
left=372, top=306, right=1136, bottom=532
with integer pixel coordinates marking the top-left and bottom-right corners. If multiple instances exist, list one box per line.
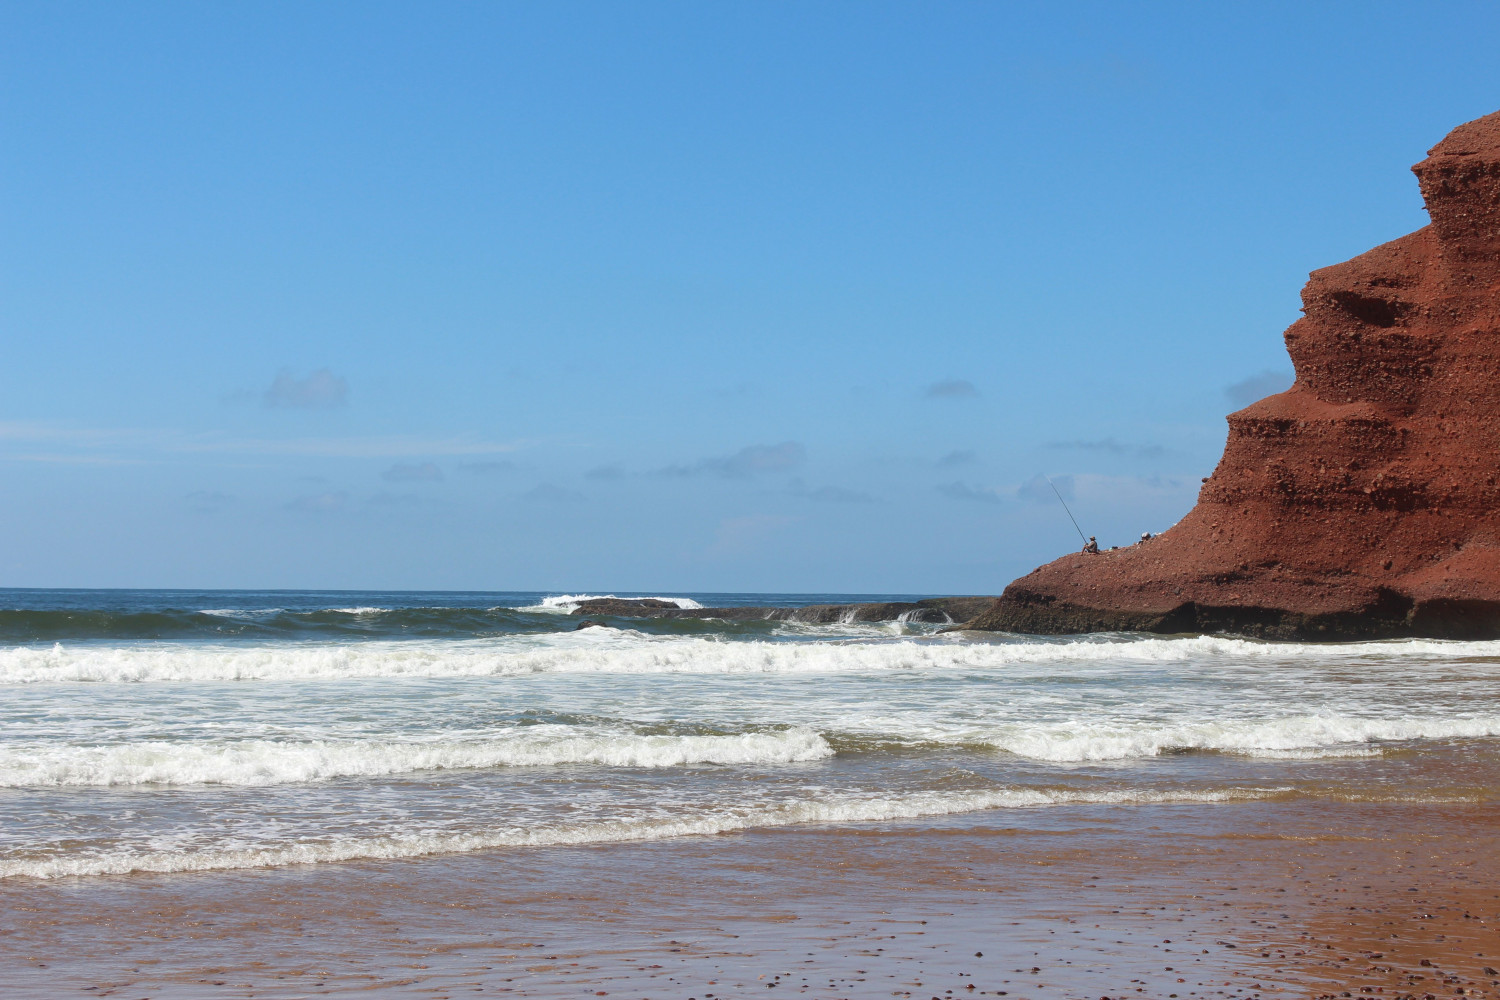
left=1044, top=475, right=1088, bottom=545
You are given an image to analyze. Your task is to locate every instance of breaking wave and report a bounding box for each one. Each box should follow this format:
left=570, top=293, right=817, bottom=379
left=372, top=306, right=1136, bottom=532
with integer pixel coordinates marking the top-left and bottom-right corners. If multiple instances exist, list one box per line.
left=7, top=630, right=1500, bottom=685
left=0, top=728, right=833, bottom=788
left=0, top=605, right=554, bottom=642
left=5, top=711, right=1490, bottom=792
left=0, top=785, right=1283, bottom=880
left=973, top=713, right=1500, bottom=762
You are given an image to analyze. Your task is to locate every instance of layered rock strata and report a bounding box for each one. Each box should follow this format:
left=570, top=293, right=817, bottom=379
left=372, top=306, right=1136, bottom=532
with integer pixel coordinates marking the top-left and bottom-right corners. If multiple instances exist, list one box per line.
left=968, top=110, right=1500, bottom=640
left=572, top=596, right=995, bottom=625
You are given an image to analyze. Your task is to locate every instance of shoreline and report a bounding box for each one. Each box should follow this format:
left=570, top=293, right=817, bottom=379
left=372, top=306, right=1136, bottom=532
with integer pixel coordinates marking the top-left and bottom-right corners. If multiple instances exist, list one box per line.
left=5, top=797, right=1497, bottom=998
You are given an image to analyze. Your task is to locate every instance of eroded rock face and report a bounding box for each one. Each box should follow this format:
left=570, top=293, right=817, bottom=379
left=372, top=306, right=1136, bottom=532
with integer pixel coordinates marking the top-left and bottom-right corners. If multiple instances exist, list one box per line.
left=970, top=110, right=1500, bottom=639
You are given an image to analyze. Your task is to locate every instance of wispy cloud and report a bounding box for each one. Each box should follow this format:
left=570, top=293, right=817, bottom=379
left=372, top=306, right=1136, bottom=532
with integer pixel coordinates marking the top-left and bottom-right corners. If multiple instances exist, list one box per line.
left=369, top=491, right=429, bottom=508
left=201, top=435, right=511, bottom=459
left=0, top=421, right=145, bottom=448
left=656, top=442, right=805, bottom=479
left=1016, top=472, right=1185, bottom=506
left=0, top=452, right=150, bottom=466
left=936, top=481, right=1004, bottom=504
left=523, top=483, right=586, bottom=503
left=264, top=368, right=349, bottom=409
left=585, top=464, right=627, bottom=481
left=187, top=490, right=234, bottom=513
left=1017, top=474, right=1074, bottom=504
left=935, top=449, right=977, bottom=468
left=459, top=460, right=516, bottom=475
left=1045, top=438, right=1165, bottom=459
left=924, top=379, right=978, bottom=399
left=382, top=461, right=444, bottom=483
left=286, top=491, right=348, bottom=513
left=0, top=421, right=519, bottom=462
left=790, top=479, right=873, bottom=503
left=1225, top=369, right=1294, bottom=408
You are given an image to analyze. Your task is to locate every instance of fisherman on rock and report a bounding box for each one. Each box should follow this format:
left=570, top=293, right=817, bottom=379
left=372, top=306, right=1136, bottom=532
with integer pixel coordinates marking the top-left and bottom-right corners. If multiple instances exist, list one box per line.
left=1082, top=536, right=1099, bottom=554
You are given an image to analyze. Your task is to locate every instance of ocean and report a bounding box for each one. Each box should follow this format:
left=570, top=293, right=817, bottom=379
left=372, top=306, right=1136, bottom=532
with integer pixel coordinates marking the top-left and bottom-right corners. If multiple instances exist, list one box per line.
left=3, top=587, right=1499, bottom=884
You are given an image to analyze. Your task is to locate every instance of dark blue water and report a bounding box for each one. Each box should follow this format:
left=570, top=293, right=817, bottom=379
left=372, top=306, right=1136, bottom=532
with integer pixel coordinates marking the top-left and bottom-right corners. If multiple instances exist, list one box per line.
left=0, top=588, right=939, bottom=643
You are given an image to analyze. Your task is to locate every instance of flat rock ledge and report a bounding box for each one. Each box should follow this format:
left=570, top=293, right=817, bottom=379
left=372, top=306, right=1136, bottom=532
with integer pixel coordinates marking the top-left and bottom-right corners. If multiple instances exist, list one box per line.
left=570, top=596, right=996, bottom=625
left=958, top=588, right=1500, bottom=641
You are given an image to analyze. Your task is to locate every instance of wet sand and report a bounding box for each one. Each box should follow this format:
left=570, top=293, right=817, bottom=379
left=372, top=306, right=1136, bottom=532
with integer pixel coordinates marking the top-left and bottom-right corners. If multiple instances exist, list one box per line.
left=3, top=798, right=1498, bottom=999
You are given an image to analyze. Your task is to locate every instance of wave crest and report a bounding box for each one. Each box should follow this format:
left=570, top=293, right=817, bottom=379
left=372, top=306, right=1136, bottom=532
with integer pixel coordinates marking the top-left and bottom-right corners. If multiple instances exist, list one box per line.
left=981, top=713, right=1500, bottom=762
left=0, top=785, right=1283, bottom=879
left=0, top=727, right=833, bottom=788
left=9, top=631, right=1500, bottom=686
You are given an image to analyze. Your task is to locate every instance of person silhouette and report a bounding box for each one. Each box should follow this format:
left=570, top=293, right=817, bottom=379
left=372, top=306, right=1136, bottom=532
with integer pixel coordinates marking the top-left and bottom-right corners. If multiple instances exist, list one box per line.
left=1082, top=536, right=1099, bottom=554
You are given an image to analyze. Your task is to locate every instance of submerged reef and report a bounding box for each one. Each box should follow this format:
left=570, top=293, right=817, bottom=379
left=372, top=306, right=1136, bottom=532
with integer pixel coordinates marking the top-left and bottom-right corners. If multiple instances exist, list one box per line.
left=570, top=597, right=995, bottom=625
left=968, top=109, right=1500, bottom=639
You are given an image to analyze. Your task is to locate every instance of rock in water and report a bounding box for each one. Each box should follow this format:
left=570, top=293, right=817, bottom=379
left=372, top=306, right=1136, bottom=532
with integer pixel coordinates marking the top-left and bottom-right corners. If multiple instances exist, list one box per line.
left=571, top=598, right=683, bottom=616
left=970, top=110, right=1500, bottom=640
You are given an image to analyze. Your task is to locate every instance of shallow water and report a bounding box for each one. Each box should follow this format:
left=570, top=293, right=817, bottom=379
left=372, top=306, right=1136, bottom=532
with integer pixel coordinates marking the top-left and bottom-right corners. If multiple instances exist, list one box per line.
left=3, top=588, right=1499, bottom=880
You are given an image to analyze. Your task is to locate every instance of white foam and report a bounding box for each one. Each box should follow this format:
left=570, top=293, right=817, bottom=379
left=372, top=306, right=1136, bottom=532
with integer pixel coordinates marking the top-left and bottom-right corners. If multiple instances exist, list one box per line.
left=327, top=607, right=390, bottom=615
left=515, top=594, right=705, bottom=613
left=0, top=785, right=1283, bottom=880
left=7, top=630, right=1500, bottom=686
left=981, top=713, right=1500, bottom=762
left=1246, top=746, right=1384, bottom=760
left=961, top=633, right=1500, bottom=662
left=0, top=727, right=833, bottom=788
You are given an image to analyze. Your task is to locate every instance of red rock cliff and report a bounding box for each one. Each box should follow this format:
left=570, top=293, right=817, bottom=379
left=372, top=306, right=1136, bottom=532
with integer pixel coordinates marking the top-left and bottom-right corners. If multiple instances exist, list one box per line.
left=971, top=110, right=1500, bottom=639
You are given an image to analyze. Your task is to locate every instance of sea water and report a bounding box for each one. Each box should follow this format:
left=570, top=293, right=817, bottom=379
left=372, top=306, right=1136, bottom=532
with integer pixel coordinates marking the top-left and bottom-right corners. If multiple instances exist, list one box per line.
left=3, top=588, right=1498, bottom=880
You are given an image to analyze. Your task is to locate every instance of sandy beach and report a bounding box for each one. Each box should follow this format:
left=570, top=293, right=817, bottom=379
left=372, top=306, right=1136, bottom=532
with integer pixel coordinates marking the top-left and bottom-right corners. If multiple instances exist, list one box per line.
left=10, top=6, right=1500, bottom=999
left=5, top=796, right=1497, bottom=999
left=5, top=593, right=1497, bottom=999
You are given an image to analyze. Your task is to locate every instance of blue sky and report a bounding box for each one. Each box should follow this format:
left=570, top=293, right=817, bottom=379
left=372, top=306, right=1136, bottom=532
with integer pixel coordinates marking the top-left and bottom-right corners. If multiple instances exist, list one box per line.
left=3, top=2, right=1499, bottom=593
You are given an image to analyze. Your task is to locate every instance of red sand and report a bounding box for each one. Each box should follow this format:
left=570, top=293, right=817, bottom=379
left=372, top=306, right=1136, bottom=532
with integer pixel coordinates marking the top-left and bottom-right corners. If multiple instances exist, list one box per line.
left=4, top=799, right=1498, bottom=998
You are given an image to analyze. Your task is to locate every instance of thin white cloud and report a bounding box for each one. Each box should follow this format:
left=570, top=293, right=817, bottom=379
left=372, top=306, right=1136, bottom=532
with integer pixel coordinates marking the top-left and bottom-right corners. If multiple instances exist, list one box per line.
left=935, top=449, right=977, bottom=468
left=937, top=481, right=1005, bottom=504
left=1017, top=472, right=1187, bottom=505
left=656, top=442, right=805, bottom=479
left=1045, top=439, right=1166, bottom=459
left=0, top=452, right=151, bottom=466
left=187, top=491, right=234, bottom=513
left=1017, top=474, right=1074, bottom=504
left=459, top=460, right=517, bottom=475
left=0, top=421, right=520, bottom=462
left=924, top=379, right=979, bottom=399
left=382, top=462, right=444, bottom=482
left=263, top=368, right=348, bottom=409
left=0, top=421, right=144, bottom=447
left=523, top=483, right=586, bottom=503
left=369, top=492, right=430, bottom=508
left=789, top=479, right=873, bottom=503
left=286, top=491, right=348, bottom=513
left=186, top=435, right=514, bottom=458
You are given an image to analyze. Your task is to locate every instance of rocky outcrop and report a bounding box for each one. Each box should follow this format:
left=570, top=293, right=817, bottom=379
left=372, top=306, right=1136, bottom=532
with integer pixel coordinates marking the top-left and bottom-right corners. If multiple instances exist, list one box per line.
left=571, top=596, right=996, bottom=625
left=571, top=599, right=682, bottom=616
left=967, top=110, right=1500, bottom=640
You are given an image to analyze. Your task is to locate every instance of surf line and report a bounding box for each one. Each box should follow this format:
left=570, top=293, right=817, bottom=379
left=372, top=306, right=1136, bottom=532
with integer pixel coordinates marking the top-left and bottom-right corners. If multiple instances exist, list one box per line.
left=1045, top=475, right=1088, bottom=545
